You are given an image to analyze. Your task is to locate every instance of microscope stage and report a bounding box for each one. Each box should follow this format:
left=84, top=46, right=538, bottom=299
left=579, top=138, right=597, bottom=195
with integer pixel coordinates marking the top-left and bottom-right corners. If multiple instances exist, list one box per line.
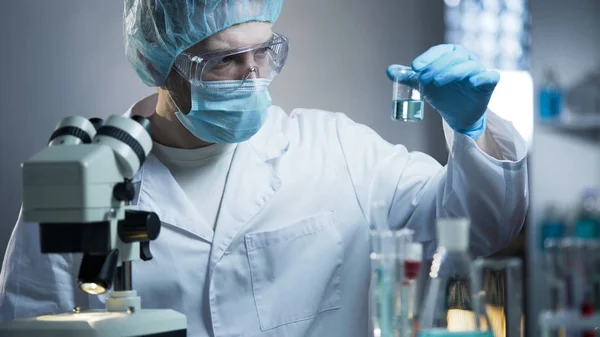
left=0, top=308, right=186, bottom=337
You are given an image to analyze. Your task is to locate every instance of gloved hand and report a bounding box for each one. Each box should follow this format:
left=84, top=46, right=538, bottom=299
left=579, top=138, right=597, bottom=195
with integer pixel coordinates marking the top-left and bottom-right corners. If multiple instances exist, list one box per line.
left=387, top=44, right=500, bottom=139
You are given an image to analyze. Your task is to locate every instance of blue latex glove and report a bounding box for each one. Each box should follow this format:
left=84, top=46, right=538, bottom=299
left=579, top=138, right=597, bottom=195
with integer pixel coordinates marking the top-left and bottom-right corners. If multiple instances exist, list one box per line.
left=387, top=44, right=500, bottom=139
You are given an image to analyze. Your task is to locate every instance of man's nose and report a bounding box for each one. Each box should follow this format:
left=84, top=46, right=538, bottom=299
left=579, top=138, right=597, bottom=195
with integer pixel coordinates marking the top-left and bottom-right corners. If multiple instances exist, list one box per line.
left=238, top=52, right=259, bottom=80
left=245, top=66, right=259, bottom=80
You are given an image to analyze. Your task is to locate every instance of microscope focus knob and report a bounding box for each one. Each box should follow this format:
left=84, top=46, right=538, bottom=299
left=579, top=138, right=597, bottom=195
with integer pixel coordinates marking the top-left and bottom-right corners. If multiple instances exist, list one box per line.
left=118, top=210, right=161, bottom=243
left=113, top=180, right=136, bottom=202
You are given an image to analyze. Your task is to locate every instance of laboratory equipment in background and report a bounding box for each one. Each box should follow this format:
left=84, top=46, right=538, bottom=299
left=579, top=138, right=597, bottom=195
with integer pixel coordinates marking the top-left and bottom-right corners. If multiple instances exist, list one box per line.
left=573, top=188, right=600, bottom=239
left=539, top=187, right=600, bottom=245
left=539, top=204, right=567, bottom=251
left=371, top=230, right=396, bottom=337
left=370, top=228, right=423, bottom=337
left=537, top=65, right=600, bottom=126
left=399, top=242, right=423, bottom=337
left=538, top=69, right=563, bottom=121
left=472, top=258, right=523, bottom=337
left=0, top=115, right=187, bottom=336
left=417, top=218, right=494, bottom=337
left=391, top=66, right=424, bottom=122
left=541, top=238, right=599, bottom=337
left=371, top=218, right=525, bottom=337
left=539, top=187, right=600, bottom=337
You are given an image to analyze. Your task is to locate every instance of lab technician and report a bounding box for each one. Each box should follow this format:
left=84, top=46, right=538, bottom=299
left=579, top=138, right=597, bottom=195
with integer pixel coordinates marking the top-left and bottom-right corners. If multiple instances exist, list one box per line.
left=0, top=1, right=528, bottom=336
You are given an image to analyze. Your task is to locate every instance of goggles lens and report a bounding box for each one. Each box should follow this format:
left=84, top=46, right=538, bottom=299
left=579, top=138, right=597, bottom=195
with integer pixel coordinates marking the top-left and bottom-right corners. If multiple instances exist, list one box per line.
left=173, top=33, right=288, bottom=89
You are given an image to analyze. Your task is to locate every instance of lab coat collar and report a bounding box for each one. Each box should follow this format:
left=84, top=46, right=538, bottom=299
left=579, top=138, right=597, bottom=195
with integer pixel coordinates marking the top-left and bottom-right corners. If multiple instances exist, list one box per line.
left=126, top=94, right=290, bottom=249
left=133, top=155, right=216, bottom=243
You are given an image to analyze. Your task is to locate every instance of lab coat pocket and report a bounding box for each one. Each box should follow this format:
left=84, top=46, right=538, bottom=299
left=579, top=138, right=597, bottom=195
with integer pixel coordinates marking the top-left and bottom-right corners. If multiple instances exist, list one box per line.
left=245, top=211, right=342, bottom=331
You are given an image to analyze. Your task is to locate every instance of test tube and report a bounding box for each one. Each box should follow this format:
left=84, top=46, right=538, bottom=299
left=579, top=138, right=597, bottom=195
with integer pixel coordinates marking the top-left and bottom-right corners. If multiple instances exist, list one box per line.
left=371, top=230, right=396, bottom=337
left=399, top=243, right=422, bottom=337
left=391, top=66, right=424, bottom=122
left=559, top=238, right=595, bottom=337
left=581, top=240, right=598, bottom=337
left=544, top=239, right=566, bottom=311
left=559, top=238, right=586, bottom=310
left=583, top=240, right=600, bottom=310
left=394, top=229, right=415, bottom=291
left=393, top=229, right=414, bottom=336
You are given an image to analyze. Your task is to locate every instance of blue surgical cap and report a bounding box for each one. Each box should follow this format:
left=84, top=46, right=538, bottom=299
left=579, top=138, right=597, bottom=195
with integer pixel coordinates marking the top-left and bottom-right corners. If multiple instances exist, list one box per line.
left=124, top=0, right=284, bottom=87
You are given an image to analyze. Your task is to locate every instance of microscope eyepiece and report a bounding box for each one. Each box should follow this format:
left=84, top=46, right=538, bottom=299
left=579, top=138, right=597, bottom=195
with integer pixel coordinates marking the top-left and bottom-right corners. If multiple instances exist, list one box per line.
left=48, top=116, right=97, bottom=146
left=132, top=115, right=151, bottom=134
left=89, top=118, right=105, bottom=131
left=93, top=115, right=153, bottom=179
left=96, top=126, right=147, bottom=171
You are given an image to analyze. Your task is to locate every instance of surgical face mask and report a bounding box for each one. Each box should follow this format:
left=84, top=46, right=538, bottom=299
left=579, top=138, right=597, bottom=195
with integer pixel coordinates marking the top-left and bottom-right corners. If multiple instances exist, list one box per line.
left=175, top=78, right=272, bottom=144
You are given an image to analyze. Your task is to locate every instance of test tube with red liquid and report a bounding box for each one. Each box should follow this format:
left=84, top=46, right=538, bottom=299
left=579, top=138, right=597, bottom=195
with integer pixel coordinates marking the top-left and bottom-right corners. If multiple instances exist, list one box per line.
left=399, top=243, right=423, bottom=337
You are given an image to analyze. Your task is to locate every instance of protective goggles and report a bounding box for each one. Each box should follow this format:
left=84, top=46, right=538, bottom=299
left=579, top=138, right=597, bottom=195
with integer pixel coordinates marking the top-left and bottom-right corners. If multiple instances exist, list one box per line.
left=172, top=32, right=289, bottom=91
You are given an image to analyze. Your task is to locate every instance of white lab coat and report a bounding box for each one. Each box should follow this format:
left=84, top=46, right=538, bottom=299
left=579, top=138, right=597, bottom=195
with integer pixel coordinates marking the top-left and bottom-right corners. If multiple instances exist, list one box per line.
left=0, top=97, right=528, bottom=337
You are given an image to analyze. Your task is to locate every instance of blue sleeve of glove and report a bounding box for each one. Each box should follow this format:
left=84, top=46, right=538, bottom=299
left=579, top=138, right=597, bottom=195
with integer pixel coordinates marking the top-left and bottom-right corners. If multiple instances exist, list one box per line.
left=458, top=114, right=486, bottom=139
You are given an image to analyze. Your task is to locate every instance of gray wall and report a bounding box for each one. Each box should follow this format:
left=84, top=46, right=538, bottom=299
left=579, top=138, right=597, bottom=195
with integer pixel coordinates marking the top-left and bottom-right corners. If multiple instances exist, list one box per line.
left=0, top=1, right=446, bottom=264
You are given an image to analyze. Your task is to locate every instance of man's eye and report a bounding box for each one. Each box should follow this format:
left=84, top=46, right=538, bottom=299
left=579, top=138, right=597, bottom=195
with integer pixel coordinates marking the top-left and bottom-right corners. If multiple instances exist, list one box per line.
left=213, top=56, right=233, bottom=68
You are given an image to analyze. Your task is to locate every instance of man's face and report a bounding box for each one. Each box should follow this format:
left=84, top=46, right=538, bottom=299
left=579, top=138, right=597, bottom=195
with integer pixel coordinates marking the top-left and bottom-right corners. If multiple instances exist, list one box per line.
left=166, top=21, right=274, bottom=114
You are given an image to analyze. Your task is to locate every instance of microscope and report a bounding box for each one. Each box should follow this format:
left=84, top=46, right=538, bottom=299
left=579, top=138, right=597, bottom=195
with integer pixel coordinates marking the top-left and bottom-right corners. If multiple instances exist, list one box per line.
left=0, top=115, right=187, bottom=336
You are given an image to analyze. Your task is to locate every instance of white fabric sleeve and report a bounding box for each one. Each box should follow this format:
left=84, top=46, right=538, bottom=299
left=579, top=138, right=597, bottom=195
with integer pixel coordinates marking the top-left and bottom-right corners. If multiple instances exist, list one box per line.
left=335, top=110, right=528, bottom=258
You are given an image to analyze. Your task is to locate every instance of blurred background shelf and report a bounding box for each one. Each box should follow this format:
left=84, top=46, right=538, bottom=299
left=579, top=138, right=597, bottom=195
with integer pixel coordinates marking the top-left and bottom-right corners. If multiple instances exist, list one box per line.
left=539, top=114, right=600, bottom=140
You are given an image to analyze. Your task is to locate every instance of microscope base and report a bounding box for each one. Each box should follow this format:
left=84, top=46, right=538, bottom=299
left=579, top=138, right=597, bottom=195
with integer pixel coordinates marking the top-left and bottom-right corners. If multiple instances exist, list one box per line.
left=0, top=308, right=187, bottom=337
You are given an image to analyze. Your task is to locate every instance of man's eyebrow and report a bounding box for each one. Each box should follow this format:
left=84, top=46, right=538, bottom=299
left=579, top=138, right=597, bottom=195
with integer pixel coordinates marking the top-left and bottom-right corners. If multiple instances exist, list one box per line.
left=186, top=33, right=274, bottom=55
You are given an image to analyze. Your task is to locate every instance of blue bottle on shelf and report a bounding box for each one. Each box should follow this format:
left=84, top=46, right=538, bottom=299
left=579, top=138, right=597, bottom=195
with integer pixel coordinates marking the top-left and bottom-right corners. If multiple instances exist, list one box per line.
left=539, top=69, right=563, bottom=121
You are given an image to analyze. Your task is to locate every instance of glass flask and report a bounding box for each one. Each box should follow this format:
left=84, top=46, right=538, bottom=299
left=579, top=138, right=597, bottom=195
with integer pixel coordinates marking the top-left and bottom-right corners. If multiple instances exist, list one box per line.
left=417, top=218, right=493, bottom=337
left=391, top=66, right=424, bottom=122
